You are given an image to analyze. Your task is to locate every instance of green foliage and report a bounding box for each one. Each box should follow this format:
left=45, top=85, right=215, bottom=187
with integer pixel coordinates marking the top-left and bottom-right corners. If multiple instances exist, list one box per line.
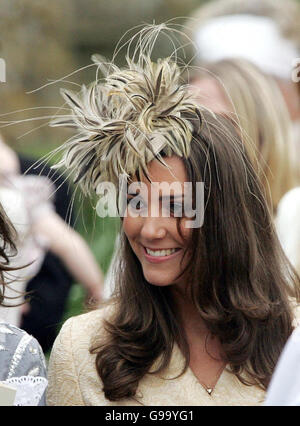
left=61, top=212, right=120, bottom=324
left=63, top=202, right=120, bottom=323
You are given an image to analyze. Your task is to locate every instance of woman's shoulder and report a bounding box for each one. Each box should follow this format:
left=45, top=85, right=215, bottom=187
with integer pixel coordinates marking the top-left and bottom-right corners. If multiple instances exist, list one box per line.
left=61, top=304, right=114, bottom=330
left=47, top=304, right=116, bottom=406
left=55, top=304, right=115, bottom=351
left=47, top=305, right=114, bottom=406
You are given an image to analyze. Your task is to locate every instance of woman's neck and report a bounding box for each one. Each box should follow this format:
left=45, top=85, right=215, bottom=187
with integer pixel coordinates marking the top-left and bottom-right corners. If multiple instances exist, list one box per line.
left=170, top=285, right=209, bottom=336
left=170, top=285, right=225, bottom=369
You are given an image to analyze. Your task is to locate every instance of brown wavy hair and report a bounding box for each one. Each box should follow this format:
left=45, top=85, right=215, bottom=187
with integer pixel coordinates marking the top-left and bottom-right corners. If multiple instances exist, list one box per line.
left=91, top=110, right=300, bottom=401
left=0, top=202, right=18, bottom=305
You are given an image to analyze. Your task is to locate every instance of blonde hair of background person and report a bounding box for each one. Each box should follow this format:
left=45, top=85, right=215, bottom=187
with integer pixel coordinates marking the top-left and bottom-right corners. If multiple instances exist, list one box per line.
left=184, top=0, right=300, bottom=184
left=191, top=58, right=297, bottom=212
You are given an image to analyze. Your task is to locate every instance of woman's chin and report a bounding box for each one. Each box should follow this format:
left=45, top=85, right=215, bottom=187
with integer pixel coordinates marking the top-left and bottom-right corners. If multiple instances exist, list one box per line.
left=148, top=281, right=171, bottom=287
left=144, top=273, right=172, bottom=287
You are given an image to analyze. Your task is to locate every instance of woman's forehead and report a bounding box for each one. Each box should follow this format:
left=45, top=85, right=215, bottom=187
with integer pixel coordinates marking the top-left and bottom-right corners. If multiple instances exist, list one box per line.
left=132, top=156, right=188, bottom=186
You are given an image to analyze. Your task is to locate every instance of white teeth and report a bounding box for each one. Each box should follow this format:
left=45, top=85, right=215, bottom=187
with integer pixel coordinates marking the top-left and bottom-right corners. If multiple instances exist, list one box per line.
left=146, top=248, right=177, bottom=257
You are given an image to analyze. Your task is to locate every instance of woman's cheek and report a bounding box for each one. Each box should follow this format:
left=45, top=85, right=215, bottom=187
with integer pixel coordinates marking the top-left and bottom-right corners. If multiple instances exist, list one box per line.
left=180, top=218, right=192, bottom=240
left=123, top=215, right=141, bottom=240
left=122, top=216, right=132, bottom=239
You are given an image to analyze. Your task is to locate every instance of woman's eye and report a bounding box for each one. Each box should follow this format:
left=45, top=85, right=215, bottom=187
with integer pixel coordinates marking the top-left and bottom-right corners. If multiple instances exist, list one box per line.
left=126, top=196, right=147, bottom=211
left=170, top=202, right=183, bottom=216
left=135, top=200, right=144, bottom=210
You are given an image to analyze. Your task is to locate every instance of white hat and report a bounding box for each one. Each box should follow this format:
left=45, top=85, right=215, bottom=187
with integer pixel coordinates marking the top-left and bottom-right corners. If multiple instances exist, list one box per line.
left=195, top=14, right=299, bottom=80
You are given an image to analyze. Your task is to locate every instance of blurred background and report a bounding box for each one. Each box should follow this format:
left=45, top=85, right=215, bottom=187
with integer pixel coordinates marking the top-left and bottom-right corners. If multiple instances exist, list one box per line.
left=0, top=0, right=209, bottom=331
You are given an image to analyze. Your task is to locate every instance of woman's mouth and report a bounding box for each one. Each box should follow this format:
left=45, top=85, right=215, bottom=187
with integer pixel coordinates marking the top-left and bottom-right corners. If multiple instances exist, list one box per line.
left=143, top=246, right=182, bottom=263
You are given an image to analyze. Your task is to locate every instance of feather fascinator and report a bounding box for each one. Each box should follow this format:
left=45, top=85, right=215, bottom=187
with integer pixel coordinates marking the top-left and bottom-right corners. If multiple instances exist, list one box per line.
left=51, top=25, right=203, bottom=196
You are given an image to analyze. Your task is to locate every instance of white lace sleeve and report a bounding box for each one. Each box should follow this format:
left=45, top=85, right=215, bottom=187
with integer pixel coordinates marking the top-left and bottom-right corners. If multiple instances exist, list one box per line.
left=1, top=376, right=48, bottom=406
left=0, top=322, right=48, bottom=405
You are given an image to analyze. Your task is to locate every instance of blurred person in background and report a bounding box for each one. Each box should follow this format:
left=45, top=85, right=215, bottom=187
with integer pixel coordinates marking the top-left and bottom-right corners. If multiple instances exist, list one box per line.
left=0, top=199, right=47, bottom=406
left=185, top=0, right=300, bottom=183
left=19, top=153, right=76, bottom=353
left=0, top=134, right=104, bottom=350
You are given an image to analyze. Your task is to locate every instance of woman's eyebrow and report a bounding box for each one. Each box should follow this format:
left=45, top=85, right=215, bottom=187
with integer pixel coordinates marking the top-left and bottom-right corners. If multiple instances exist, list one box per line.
left=126, top=193, right=183, bottom=199
left=127, top=189, right=143, bottom=196
left=159, top=194, right=183, bottom=201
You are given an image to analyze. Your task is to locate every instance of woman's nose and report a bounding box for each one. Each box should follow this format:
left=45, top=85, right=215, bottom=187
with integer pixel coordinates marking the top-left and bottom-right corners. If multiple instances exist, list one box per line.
left=140, top=216, right=167, bottom=240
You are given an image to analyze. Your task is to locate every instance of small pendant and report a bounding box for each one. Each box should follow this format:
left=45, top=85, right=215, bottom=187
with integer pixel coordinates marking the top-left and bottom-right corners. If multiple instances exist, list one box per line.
left=206, top=388, right=213, bottom=395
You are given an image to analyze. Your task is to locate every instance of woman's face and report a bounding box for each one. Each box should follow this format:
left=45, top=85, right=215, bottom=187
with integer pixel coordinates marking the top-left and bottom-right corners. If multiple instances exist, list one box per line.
left=123, top=156, right=191, bottom=287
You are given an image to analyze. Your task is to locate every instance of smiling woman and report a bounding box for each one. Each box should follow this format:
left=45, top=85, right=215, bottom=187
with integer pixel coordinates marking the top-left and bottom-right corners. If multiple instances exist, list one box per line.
left=46, top=25, right=300, bottom=406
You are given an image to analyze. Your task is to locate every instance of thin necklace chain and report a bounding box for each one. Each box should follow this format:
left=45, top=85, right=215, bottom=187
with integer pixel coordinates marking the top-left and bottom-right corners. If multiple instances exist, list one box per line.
left=196, top=363, right=226, bottom=396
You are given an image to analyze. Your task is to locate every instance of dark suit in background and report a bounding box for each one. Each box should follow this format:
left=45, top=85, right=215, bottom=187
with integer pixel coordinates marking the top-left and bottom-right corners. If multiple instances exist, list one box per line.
left=19, top=156, right=74, bottom=352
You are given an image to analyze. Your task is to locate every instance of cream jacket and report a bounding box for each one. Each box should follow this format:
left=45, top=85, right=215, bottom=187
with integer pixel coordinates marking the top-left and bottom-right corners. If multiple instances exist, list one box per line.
left=46, top=306, right=270, bottom=406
